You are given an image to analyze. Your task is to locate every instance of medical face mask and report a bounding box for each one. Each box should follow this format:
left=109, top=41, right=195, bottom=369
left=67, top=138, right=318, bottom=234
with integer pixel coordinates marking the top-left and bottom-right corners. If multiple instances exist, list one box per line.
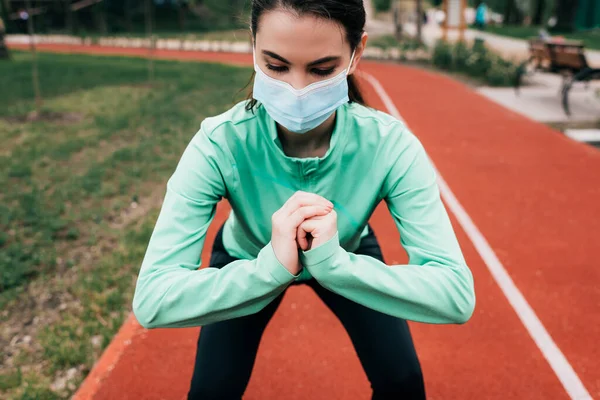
left=252, top=50, right=356, bottom=134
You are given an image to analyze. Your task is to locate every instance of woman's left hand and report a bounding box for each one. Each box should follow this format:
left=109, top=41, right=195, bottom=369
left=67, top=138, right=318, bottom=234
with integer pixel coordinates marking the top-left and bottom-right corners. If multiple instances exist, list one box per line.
left=297, top=210, right=337, bottom=251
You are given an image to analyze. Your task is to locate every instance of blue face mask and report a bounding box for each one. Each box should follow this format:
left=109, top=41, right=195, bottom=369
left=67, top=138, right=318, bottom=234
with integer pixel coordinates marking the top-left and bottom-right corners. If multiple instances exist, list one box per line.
left=252, top=50, right=356, bottom=134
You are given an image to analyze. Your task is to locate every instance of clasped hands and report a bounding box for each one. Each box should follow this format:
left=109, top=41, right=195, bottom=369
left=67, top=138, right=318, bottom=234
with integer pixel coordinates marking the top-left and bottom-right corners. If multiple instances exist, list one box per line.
left=270, top=191, right=338, bottom=276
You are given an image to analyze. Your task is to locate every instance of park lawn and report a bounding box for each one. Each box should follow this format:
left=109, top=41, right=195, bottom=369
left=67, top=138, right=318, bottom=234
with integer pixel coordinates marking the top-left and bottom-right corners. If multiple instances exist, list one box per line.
left=484, top=25, right=600, bottom=50
left=0, top=51, right=250, bottom=399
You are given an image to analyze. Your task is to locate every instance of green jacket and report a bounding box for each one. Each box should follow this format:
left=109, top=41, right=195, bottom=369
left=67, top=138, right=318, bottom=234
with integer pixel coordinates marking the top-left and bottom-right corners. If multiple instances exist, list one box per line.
left=132, top=101, right=475, bottom=328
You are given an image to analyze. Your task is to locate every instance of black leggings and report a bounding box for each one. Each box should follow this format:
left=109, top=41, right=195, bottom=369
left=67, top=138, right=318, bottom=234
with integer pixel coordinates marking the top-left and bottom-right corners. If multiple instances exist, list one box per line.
left=188, top=225, right=426, bottom=399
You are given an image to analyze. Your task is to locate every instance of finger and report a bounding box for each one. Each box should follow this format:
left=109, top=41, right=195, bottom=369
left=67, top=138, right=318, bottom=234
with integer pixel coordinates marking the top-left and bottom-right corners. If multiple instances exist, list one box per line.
left=289, top=205, right=330, bottom=229
left=284, top=192, right=332, bottom=215
left=297, top=225, right=308, bottom=251
left=281, top=192, right=333, bottom=216
left=303, top=214, right=327, bottom=221
left=299, top=218, right=321, bottom=236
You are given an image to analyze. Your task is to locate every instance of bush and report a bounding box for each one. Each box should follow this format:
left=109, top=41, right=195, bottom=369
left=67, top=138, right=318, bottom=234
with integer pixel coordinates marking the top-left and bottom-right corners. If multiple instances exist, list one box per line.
left=465, top=48, right=493, bottom=77
left=432, top=40, right=453, bottom=70
left=431, top=38, right=517, bottom=87
left=486, top=58, right=518, bottom=87
left=472, top=37, right=486, bottom=53
left=453, top=41, right=470, bottom=70
left=373, top=0, right=392, bottom=12
left=465, top=39, right=493, bottom=77
left=486, top=64, right=511, bottom=86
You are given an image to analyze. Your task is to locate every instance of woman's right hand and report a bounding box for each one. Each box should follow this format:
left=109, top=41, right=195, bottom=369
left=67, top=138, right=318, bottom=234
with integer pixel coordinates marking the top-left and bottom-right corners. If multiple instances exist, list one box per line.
left=271, top=191, right=334, bottom=276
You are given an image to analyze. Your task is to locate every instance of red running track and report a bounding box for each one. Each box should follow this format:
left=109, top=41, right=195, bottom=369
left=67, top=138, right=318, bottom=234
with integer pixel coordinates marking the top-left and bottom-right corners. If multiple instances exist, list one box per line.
left=10, top=43, right=598, bottom=399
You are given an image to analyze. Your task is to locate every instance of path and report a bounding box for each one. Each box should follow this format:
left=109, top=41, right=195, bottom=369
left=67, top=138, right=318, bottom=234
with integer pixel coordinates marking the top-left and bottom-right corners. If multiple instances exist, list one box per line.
left=10, top=43, right=599, bottom=399
left=401, top=18, right=600, bottom=65
left=364, top=0, right=395, bottom=37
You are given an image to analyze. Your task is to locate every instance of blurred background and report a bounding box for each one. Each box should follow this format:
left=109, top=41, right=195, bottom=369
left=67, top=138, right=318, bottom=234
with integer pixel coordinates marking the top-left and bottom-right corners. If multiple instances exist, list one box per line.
left=1, top=1, right=248, bottom=37
left=0, top=1, right=598, bottom=399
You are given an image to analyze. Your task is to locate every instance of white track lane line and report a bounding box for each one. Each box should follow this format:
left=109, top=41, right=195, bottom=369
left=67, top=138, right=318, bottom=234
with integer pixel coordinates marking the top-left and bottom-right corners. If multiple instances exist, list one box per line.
left=361, top=70, right=593, bottom=400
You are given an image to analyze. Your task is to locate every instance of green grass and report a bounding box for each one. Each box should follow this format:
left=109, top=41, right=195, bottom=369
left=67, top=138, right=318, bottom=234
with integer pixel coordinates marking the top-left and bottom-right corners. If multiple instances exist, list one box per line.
left=484, top=25, right=600, bottom=51
left=0, top=51, right=249, bottom=294
left=0, top=51, right=250, bottom=399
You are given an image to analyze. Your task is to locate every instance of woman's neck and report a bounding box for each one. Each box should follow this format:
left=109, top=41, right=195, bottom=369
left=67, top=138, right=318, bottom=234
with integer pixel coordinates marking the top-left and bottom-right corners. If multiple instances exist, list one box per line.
left=277, top=112, right=337, bottom=159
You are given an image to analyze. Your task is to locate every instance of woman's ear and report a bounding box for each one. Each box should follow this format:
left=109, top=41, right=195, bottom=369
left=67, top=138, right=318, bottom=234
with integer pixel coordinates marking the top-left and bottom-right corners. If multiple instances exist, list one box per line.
left=349, top=32, right=368, bottom=75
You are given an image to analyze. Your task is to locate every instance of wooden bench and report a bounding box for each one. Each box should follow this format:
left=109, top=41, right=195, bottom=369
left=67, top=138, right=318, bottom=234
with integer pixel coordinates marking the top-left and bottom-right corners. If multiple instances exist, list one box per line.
left=515, top=39, right=600, bottom=116
left=528, top=39, right=552, bottom=70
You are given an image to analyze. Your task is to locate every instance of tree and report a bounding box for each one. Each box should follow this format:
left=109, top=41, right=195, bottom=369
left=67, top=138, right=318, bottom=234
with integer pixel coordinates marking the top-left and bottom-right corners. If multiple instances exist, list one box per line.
left=93, top=0, right=107, bottom=33
left=393, top=3, right=402, bottom=41
left=24, top=0, right=43, bottom=117
left=416, top=0, right=423, bottom=45
left=145, top=0, right=154, bottom=83
left=177, top=0, right=187, bottom=30
left=552, top=0, right=578, bottom=32
left=504, top=0, right=524, bottom=24
left=64, top=0, right=76, bottom=33
left=532, top=0, right=546, bottom=25
left=0, top=0, right=10, bottom=59
left=0, top=16, right=10, bottom=59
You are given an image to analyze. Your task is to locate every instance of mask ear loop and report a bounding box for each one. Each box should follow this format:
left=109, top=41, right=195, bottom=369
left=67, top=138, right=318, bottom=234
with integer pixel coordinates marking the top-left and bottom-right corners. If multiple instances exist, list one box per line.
left=346, top=49, right=357, bottom=77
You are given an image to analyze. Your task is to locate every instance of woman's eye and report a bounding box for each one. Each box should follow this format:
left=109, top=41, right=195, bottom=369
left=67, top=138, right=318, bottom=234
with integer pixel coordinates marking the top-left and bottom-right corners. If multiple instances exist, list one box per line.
left=312, top=68, right=335, bottom=77
left=266, top=64, right=288, bottom=73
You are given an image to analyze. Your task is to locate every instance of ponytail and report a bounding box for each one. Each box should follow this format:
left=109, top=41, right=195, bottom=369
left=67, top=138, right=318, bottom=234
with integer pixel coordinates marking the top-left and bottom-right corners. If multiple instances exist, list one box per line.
left=347, top=74, right=366, bottom=106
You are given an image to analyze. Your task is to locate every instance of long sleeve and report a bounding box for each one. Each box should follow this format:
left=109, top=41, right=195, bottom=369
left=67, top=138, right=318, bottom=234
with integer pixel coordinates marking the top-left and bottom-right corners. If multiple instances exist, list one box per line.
left=300, top=132, right=475, bottom=324
left=132, top=127, right=299, bottom=329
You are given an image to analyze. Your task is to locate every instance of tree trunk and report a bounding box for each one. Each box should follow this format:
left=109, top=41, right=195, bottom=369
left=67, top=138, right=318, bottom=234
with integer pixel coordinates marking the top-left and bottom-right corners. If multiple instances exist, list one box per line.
left=393, top=5, right=403, bottom=40
left=64, top=0, right=74, bottom=33
left=416, top=0, right=423, bottom=44
left=145, top=0, right=154, bottom=83
left=0, top=16, right=9, bottom=59
left=503, top=0, right=513, bottom=24
left=25, top=0, right=43, bottom=116
left=124, top=0, right=134, bottom=32
left=532, top=0, right=546, bottom=26
left=503, top=0, right=523, bottom=25
left=553, top=0, right=578, bottom=32
left=178, top=2, right=186, bottom=30
left=94, top=1, right=107, bottom=34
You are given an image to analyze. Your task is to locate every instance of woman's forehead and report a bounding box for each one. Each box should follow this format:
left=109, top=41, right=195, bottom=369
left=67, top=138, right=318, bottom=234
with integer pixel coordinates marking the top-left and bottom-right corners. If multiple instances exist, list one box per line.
left=256, top=10, right=348, bottom=61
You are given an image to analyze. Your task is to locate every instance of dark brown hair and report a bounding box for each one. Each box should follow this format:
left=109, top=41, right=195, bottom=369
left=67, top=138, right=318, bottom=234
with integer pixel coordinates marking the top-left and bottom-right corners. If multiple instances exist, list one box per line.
left=244, top=0, right=367, bottom=111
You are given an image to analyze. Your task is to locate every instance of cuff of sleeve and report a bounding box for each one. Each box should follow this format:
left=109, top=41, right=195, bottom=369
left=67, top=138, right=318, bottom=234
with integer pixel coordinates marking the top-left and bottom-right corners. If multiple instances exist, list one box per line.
left=260, top=242, right=300, bottom=285
left=300, top=232, right=340, bottom=267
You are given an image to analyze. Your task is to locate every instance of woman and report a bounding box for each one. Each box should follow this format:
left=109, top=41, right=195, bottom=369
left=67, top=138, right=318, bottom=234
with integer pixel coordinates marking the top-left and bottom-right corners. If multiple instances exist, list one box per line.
left=132, top=0, right=476, bottom=399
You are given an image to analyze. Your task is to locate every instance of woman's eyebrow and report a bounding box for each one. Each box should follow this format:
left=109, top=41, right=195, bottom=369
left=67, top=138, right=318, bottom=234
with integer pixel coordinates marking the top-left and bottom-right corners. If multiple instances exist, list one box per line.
left=262, top=50, right=290, bottom=64
left=307, top=56, right=341, bottom=67
left=261, top=51, right=341, bottom=67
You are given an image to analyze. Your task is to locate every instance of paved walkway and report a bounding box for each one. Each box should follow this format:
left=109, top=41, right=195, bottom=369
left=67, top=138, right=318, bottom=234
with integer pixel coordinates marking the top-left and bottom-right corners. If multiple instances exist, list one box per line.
left=366, top=10, right=600, bottom=124
left=402, top=19, right=600, bottom=65
left=401, top=19, right=600, bottom=124
left=11, top=43, right=599, bottom=400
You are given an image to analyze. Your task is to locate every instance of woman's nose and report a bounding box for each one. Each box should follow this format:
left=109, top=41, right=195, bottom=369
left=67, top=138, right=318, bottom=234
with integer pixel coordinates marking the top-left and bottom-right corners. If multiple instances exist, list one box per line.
left=288, top=72, right=310, bottom=91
